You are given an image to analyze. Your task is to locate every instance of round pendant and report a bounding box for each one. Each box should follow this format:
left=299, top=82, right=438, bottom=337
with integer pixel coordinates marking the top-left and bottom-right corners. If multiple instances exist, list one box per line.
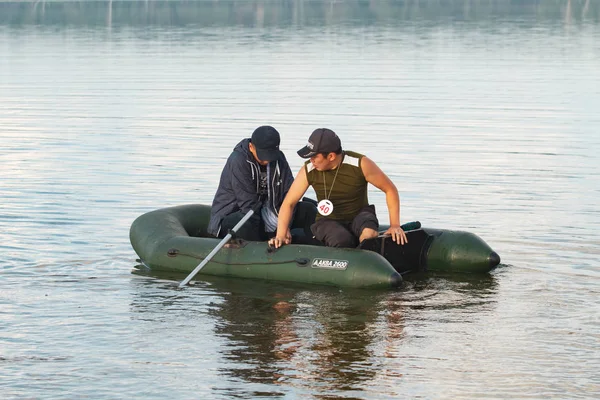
left=317, top=199, right=334, bottom=216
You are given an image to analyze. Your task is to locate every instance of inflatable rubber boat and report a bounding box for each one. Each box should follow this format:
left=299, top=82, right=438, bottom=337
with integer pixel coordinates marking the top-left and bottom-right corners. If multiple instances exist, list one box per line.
left=130, top=204, right=500, bottom=289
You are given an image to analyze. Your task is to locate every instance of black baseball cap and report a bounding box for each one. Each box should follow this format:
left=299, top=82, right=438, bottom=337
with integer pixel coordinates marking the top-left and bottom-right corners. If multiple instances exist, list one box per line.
left=251, top=125, right=281, bottom=162
left=297, top=128, right=342, bottom=158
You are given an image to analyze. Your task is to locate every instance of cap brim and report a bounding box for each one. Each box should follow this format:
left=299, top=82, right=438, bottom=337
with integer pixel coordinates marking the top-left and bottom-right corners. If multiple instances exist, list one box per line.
left=256, top=148, right=279, bottom=162
left=297, top=145, right=316, bottom=158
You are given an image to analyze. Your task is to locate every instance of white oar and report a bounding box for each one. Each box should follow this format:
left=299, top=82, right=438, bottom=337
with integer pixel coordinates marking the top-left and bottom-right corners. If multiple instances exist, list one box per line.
left=179, top=204, right=260, bottom=288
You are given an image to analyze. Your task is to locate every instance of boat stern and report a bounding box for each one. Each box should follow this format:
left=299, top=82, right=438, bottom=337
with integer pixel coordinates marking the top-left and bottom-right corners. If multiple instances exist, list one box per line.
left=424, top=229, right=501, bottom=273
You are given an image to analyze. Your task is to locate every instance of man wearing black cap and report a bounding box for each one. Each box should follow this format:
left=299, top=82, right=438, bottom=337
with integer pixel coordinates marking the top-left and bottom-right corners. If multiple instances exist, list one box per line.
left=208, top=125, right=314, bottom=242
left=268, top=128, right=408, bottom=248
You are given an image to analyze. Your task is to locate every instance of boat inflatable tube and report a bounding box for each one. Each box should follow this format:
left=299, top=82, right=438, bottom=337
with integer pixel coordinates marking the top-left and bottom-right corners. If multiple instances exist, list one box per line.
left=130, top=204, right=500, bottom=288
left=130, top=204, right=402, bottom=289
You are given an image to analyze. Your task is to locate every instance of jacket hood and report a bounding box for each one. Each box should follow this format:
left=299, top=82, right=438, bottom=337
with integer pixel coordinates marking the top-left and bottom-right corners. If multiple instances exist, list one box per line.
left=234, top=138, right=253, bottom=160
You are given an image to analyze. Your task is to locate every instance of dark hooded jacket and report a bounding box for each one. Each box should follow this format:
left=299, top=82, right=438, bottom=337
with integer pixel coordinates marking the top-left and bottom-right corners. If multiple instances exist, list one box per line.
left=208, top=138, right=294, bottom=237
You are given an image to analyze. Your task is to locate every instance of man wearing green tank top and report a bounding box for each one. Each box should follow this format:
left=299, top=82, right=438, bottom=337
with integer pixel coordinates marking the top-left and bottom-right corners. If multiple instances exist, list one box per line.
left=268, top=128, right=408, bottom=248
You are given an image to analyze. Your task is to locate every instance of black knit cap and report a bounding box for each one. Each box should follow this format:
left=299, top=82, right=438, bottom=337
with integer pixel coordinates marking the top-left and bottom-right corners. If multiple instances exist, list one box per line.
left=297, top=128, right=342, bottom=158
left=251, top=125, right=280, bottom=162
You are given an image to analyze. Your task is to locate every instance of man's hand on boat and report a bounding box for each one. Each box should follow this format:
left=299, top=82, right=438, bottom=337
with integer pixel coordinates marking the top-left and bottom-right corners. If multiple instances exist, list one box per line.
left=268, top=230, right=292, bottom=248
left=384, top=225, right=408, bottom=245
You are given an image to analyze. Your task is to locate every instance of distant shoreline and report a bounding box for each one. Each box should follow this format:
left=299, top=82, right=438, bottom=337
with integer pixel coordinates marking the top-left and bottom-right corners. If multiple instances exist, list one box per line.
left=1, top=0, right=598, bottom=28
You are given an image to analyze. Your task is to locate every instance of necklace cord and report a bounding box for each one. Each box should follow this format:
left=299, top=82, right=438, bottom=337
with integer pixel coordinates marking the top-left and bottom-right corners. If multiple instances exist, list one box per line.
left=323, top=161, right=341, bottom=200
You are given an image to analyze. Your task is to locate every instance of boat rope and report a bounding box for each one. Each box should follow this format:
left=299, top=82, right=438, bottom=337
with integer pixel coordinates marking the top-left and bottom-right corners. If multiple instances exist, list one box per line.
left=168, top=250, right=302, bottom=267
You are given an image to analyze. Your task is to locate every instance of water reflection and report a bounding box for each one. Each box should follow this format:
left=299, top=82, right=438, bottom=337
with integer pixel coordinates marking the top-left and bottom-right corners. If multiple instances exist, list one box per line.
left=129, top=268, right=404, bottom=395
left=130, top=267, right=499, bottom=396
left=1, top=0, right=598, bottom=28
left=207, top=285, right=393, bottom=391
left=207, top=279, right=307, bottom=386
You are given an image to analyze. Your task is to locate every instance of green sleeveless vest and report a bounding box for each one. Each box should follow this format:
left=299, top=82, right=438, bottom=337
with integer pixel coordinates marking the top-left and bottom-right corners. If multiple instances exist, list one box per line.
left=304, top=151, right=368, bottom=221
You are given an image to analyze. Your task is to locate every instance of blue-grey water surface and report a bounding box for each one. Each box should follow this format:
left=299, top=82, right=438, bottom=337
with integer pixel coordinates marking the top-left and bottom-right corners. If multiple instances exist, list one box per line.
left=1, top=1, right=599, bottom=398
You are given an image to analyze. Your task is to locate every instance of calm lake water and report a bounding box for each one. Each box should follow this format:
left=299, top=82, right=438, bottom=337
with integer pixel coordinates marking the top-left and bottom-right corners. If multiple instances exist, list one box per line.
left=1, top=0, right=599, bottom=398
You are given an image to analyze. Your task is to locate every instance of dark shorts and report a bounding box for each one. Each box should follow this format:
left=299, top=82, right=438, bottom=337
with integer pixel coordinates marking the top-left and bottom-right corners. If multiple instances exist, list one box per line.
left=310, top=205, right=379, bottom=248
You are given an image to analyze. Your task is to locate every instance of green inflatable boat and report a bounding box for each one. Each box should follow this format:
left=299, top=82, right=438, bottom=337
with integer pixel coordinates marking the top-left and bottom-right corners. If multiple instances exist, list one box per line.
left=129, top=204, right=500, bottom=289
